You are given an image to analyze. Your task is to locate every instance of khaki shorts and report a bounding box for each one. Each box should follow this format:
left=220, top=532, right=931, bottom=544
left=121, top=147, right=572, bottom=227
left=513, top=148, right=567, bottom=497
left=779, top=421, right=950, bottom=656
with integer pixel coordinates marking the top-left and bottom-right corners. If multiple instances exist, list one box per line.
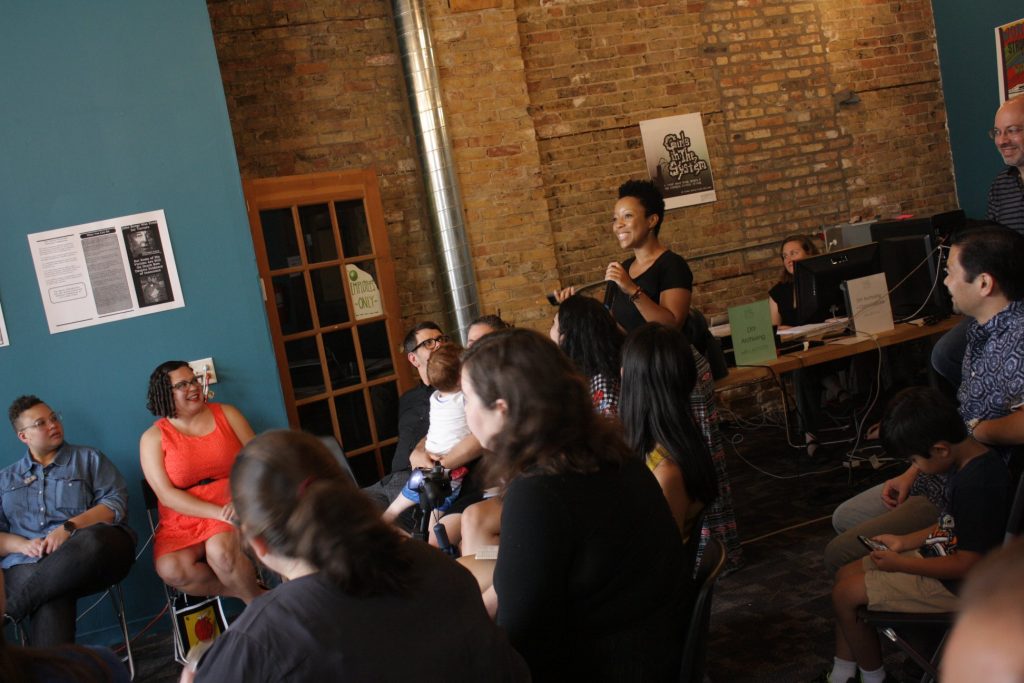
left=862, top=551, right=958, bottom=613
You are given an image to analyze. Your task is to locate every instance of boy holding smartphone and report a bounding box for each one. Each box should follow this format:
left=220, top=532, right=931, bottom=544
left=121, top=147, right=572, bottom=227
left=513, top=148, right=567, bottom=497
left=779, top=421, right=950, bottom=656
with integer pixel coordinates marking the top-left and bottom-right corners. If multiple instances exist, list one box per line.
left=822, top=387, right=1011, bottom=683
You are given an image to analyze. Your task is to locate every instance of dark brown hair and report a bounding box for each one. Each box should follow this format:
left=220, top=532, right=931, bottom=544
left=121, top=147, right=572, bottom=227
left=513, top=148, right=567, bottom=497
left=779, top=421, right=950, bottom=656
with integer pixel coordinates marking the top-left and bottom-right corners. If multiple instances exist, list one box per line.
left=8, top=395, right=43, bottom=430
left=230, top=430, right=412, bottom=596
left=146, top=360, right=190, bottom=418
left=461, top=328, right=631, bottom=487
left=777, top=234, right=820, bottom=284
left=426, top=343, right=463, bottom=393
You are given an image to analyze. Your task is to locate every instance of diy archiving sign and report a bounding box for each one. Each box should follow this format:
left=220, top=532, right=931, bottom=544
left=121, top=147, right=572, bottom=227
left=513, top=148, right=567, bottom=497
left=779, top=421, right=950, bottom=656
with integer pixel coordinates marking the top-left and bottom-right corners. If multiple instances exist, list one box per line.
left=27, top=209, right=185, bottom=334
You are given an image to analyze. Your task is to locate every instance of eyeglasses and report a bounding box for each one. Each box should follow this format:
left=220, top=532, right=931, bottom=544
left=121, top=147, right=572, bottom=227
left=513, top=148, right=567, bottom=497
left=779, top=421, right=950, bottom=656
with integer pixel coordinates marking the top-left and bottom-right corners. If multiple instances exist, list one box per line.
left=988, top=126, right=1024, bottom=139
left=20, top=413, right=62, bottom=431
left=171, top=377, right=203, bottom=392
left=411, top=334, right=449, bottom=353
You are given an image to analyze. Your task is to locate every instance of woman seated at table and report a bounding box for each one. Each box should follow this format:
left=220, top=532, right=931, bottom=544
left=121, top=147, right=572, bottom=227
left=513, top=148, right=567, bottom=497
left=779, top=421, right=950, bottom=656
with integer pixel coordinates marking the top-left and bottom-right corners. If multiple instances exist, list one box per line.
left=767, top=235, right=843, bottom=456
left=620, top=323, right=718, bottom=544
left=187, top=430, right=527, bottom=683
left=462, top=328, right=687, bottom=680
left=140, top=361, right=263, bottom=602
left=769, top=234, right=819, bottom=327
left=554, top=179, right=693, bottom=332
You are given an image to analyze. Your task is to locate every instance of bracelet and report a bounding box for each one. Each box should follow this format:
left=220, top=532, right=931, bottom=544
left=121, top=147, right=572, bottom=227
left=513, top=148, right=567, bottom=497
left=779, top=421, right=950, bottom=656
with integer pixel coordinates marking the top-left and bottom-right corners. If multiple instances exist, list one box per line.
left=629, top=288, right=644, bottom=303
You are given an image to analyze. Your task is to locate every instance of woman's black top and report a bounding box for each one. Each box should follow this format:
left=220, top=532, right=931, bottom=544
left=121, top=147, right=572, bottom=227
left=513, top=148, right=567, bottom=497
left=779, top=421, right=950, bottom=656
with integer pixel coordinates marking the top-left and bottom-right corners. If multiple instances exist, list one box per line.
left=609, top=250, right=693, bottom=332
left=769, top=281, right=800, bottom=327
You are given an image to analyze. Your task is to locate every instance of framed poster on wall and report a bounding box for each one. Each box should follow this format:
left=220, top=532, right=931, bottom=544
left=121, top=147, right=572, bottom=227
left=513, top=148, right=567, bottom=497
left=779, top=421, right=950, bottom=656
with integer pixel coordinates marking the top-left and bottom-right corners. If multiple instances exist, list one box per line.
left=996, top=17, right=1024, bottom=102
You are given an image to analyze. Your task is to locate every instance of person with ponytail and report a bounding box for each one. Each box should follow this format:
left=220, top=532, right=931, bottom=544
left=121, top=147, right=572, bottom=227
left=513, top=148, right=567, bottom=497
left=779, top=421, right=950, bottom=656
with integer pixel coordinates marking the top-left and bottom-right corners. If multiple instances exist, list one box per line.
left=188, top=430, right=527, bottom=683
left=461, top=329, right=687, bottom=681
left=619, top=323, right=718, bottom=543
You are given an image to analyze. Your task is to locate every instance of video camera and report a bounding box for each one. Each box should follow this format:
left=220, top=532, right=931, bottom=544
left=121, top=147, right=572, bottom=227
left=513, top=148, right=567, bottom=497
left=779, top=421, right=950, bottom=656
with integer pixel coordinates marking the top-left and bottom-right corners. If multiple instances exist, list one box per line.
left=408, top=463, right=459, bottom=557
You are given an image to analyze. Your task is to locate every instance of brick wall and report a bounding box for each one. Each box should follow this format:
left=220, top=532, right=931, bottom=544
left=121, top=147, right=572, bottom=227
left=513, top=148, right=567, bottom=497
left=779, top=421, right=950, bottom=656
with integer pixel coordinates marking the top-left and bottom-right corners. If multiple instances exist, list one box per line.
left=208, top=0, right=957, bottom=331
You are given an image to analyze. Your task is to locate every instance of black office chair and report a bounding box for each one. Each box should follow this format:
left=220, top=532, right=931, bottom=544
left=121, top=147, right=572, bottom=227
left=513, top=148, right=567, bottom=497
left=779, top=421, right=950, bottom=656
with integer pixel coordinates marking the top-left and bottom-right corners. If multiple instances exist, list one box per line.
left=857, top=467, right=1024, bottom=683
left=679, top=537, right=726, bottom=682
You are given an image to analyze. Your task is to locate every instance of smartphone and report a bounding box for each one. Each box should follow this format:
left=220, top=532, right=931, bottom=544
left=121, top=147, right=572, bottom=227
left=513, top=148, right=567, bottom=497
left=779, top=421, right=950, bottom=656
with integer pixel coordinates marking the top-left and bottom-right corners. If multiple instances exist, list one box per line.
left=858, top=535, right=888, bottom=552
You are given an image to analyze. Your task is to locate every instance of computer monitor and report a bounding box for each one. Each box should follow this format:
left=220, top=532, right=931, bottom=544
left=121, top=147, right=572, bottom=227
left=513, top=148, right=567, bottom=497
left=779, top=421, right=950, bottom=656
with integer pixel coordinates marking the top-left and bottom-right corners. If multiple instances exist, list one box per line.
left=870, top=220, right=951, bottom=319
left=793, top=243, right=882, bottom=324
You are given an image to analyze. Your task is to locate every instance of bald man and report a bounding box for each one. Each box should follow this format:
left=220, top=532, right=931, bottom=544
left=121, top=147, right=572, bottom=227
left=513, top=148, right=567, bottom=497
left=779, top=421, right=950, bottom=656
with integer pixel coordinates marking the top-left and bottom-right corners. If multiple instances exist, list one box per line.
left=987, top=96, right=1024, bottom=234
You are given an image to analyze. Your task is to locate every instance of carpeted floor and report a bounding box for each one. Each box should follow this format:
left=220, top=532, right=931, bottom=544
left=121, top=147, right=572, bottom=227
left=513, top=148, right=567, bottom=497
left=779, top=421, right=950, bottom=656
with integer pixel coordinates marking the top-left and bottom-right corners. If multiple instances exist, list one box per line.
left=126, top=415, right=917, bottom=683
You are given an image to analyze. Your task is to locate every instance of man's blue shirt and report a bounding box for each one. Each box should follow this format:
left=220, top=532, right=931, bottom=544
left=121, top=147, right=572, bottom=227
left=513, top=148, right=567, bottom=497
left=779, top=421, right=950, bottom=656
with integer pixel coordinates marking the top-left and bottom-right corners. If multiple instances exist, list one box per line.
left=0, top=442, right=130, bottom=569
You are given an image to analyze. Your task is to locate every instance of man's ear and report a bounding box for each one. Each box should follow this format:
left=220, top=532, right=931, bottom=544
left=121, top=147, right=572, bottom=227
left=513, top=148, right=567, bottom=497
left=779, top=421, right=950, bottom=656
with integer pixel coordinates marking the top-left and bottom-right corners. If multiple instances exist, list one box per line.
left=15, top=429, right=28, bottom=446
left=976, top=272, right=996, bottom=297
left=407, top=351, right=420, bottom=368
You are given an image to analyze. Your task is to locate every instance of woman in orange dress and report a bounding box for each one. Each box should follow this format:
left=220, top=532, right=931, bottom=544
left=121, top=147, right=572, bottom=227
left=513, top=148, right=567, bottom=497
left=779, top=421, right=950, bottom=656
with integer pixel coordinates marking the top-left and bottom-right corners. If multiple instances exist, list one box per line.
left=140, top=360, right=263, bottom=602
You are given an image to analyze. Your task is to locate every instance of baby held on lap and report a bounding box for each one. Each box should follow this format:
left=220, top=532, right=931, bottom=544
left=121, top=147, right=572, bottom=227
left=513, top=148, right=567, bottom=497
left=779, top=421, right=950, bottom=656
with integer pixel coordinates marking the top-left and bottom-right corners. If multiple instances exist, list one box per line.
left=383, top=344, right=470, bottom=526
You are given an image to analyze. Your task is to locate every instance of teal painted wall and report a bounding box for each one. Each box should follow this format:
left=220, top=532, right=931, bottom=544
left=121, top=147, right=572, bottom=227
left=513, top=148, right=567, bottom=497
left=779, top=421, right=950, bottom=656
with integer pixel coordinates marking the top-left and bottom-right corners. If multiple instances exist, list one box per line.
left=0, top=2, right=288, bottom=641
left=933, top=1, right=1024, bottom=218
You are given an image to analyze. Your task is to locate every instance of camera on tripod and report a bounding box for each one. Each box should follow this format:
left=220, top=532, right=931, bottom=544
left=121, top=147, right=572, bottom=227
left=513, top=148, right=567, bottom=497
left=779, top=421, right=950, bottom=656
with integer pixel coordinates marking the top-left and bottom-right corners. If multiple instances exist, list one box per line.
left=408, top=463, right=459, bottom=557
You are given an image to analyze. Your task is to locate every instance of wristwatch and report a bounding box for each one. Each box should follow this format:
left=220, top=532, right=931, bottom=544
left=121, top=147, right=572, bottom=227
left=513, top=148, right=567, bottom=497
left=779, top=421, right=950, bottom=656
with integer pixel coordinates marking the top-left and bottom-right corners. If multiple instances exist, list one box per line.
left=62, top=520, right=77, bottom=536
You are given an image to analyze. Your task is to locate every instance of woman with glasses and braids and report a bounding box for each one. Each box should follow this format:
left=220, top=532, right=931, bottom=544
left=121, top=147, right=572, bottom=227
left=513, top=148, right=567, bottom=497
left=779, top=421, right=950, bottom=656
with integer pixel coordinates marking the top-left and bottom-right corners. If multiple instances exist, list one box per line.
left=140, top=361, right=263, bottom=604
left=185, top=430, right=527, bottom=683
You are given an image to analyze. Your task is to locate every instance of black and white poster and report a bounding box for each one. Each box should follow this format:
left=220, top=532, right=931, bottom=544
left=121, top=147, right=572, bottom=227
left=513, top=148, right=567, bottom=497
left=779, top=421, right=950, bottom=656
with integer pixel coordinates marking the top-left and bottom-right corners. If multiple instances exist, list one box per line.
left=639, top=112, right=717, bottom=209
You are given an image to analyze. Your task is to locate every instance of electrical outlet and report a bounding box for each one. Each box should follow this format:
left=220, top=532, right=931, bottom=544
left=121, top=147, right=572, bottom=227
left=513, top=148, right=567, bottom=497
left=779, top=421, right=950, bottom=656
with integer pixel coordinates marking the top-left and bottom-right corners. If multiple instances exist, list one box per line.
left=188, top=357, right=218, bottom=384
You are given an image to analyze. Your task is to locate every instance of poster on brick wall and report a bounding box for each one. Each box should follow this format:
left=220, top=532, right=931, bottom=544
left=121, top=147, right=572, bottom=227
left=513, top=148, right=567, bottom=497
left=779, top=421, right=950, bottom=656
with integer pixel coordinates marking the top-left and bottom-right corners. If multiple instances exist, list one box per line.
left=27, top=209, right=185, bottom=334
left=996, top=17, right=1024, bottom=103
left=639, top=112, right=717, bottom=209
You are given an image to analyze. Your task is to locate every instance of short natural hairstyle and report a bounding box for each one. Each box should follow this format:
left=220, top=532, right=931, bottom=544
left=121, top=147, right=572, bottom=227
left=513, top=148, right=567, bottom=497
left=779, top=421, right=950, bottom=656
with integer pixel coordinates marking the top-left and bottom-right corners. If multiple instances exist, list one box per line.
left=231, top=430, right=412, bottom=597
left=426, top=343, right=463, bottom=393
left=556, top=294, right=623, bottom=382
left=618, top=179, right=666, bottom=236
left=461, top=328, right=631, bottom=486
left=880, top=386, right=968, bottom=461
left=8, top=395, right=44, bottom=431
left=146, top=360, right=191, bottom=418
left=777, top=234, right=820, bottom=284
left=950, top=224, right=1024, bottom=300
left=402, top=321, right=443, bottom=355
left=620, top=324, right=718, bottom=505
left=468, top=314, right=510, bottom=333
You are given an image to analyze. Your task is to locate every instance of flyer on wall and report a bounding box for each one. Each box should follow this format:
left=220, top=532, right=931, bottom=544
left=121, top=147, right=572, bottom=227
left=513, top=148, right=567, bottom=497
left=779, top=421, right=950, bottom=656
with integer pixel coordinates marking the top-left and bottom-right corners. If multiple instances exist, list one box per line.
left=0, top=300, right=9, bottom=347
left=27, top=209, right=185, bottom=334
left=996, top=17, right=1024, bottom=102
left=639, top=112, right=717, bottom=210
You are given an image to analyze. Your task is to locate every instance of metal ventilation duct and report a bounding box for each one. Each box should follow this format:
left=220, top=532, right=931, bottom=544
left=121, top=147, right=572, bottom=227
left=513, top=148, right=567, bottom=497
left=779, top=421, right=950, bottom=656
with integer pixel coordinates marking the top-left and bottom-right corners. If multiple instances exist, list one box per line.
left=391, top=0, right=480, bottom=344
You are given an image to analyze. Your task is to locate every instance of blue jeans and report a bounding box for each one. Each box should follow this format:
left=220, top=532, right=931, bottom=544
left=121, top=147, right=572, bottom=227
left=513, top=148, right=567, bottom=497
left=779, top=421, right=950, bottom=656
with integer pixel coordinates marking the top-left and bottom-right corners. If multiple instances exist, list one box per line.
left=930, top=317, right=970, bottom=387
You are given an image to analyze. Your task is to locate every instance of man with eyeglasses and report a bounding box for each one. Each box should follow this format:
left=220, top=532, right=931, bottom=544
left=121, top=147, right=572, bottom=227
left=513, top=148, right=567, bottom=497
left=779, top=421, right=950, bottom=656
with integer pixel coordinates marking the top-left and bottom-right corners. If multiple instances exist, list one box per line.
left=363, top=322, right=485, bottom=536
left=1, top=395, right=135, bottom=645
left=987, top=96, right=1024, bottom=234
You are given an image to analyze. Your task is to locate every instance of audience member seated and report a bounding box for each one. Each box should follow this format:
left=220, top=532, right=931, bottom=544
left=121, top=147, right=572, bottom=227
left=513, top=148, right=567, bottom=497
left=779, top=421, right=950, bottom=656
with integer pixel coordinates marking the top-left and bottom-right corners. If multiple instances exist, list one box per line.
left=549, top=294, right=623, bottom=416
left=185, top=430, right=528, bottom=683
left=383, top=344, right=471, bottom=545
left=823, top=387, right=1009, bottom=683
left=466, top=313, right=510, bottom=347
left=942, top=539, right=1024, bottom=683
left=554, top=178, right=693, bottom=331
left=2, top=396, right=135, bottom=646
left=461, top=328, right=688, bottom=681
left=620, top=324, right=718, bottom=543
left=0, top=571, right=129, bottom=682
left=139, top=361, right=262, bottom=602
left=461, top=300, right=622, bottom=567
left=824, top=225, right=1024, bottom=574
left=362, top=323, right=484, bottom=536
left=768, top=234, right=819, bottom=328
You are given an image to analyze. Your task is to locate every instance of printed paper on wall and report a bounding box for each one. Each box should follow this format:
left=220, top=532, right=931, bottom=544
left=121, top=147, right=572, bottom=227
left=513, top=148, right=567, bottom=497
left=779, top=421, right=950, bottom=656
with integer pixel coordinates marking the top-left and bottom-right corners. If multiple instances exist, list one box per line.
left=639, top=112, right=717, bottom=210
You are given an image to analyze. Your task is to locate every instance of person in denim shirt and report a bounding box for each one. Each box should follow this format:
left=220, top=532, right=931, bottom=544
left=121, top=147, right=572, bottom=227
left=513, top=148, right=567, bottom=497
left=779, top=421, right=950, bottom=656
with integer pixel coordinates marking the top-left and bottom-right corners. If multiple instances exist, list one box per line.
left=1, top=395, right=135, bottom=646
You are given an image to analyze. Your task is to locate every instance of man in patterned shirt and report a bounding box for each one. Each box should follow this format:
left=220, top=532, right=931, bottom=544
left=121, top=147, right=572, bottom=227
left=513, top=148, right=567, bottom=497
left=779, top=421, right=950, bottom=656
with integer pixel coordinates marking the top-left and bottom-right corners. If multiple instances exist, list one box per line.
left=932, top=97, right=1024, bottom=386
left=825, top=225, right=1024, bottom=573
